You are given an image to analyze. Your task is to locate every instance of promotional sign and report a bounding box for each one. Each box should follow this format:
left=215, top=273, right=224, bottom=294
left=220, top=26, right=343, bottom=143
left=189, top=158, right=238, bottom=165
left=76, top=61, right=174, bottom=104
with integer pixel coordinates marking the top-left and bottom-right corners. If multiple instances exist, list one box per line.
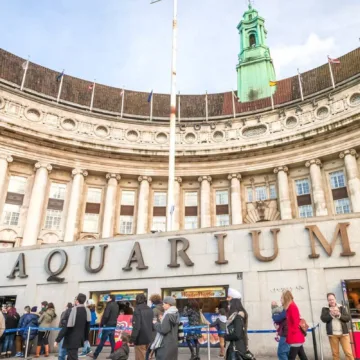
left=96, top=314, right=133, bottom=346
left=171, top=289, right=226, bottom=299
left=99, top=293, right=141, bottom=302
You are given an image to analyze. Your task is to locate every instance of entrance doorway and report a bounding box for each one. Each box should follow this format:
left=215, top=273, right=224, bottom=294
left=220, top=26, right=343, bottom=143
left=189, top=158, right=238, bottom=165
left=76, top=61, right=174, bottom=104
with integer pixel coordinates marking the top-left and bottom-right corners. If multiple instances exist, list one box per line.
left=0, top=295, right=17, bottom=307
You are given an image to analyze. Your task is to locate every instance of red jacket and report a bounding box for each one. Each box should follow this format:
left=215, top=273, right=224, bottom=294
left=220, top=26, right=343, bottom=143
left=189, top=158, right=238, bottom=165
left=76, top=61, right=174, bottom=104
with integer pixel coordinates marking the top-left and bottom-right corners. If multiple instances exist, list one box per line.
left=286, top=301, right=305, bottom=345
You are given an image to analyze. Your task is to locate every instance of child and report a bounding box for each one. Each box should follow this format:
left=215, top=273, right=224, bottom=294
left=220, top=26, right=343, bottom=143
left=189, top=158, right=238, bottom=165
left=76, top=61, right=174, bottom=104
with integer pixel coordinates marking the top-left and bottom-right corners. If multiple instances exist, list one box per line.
left=271, top=301, right=284, bottom=342
left=108, top=333, right=130, bottom=360
left=210, top=308, right=227, bottom=359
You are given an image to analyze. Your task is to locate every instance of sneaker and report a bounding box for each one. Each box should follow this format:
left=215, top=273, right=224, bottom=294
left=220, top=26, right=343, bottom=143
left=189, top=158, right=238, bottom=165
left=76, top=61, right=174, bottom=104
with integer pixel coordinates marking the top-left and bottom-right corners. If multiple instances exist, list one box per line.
left=85, top=348, right=92, bottom=355
left=78, top=353, right=87, bottom=358
left=15, top=353, right=22, bottom=358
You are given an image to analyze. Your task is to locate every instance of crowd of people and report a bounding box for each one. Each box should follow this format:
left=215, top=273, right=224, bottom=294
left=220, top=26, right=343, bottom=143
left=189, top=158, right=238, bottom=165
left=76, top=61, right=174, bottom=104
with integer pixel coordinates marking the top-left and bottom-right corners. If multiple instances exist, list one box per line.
left=0, top=289, right=355, bottom=360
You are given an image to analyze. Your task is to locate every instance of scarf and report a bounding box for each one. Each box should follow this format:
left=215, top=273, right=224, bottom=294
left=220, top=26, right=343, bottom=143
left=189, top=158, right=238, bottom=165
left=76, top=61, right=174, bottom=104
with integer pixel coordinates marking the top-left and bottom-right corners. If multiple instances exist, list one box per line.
left=151, top=306, right=178, bottom=350
left=67, top=304, right=91, bottom=328
left=226, top=311, right=245, bottom=332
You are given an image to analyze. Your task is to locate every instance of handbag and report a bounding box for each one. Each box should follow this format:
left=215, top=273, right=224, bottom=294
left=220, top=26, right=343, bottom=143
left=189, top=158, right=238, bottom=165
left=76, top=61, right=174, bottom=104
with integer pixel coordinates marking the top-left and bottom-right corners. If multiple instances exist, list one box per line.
left=299, top=318, right=309, bottom=336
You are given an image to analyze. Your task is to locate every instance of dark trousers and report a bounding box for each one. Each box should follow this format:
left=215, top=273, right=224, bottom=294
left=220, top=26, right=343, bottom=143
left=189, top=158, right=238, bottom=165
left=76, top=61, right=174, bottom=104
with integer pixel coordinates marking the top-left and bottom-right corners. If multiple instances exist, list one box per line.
left=67, top=348, right=79, bottom=360
left=94, top=330, right=115, bottom=358
left=288, top=345, right=308, bottom=360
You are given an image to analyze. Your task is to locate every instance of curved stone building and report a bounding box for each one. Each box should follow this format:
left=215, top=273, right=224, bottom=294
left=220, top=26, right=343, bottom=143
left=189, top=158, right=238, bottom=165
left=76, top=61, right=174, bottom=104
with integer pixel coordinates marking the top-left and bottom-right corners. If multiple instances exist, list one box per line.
left=0, top=43, right=360, bottom=357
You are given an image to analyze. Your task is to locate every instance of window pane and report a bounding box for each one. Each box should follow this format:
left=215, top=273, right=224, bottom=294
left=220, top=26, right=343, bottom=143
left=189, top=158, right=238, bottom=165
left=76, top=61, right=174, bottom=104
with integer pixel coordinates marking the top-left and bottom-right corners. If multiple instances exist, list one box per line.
left=269, top=184, right=277, bottom=199
left=185, top=216, right=198, bottom=230
left=298, top=205, right=313, bottom=218
left=295, top=179, right=310, bottom=196
left=216, top=214, right=230, bottom=227
left=330, top=171, right=346, bottom=189
left=255, top=186, right=267, bottom=201
left=45, top=209, right=62, bottom=230
left=216, top=190, right=229, bottom=205
left=8, top=176, right=27, bottom=194
left=334, top=198, right=351, bottom=214
left=185, top=192, right=197, bottom=207
left=86, top=188, right=102, bottom=203
left=152, top=216, right=166, bottom=232
left=247, top=187, right=253, bottom=202
left=121, top=191, right=135, bottom=206
left=49, top=183, right=66, bottom=200
left=2, top=204, right=21, bottom=226
left=119, top=215, right=133, bottom=234
left=83, top=213, right=99, bottom=232
left=154, top=192, right=167, bottom=207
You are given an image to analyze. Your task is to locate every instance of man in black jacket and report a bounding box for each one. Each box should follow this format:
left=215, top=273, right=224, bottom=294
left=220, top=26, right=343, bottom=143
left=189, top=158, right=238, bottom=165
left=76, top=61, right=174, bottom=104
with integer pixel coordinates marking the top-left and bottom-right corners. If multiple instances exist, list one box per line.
left=89, top=295, right=119, bottom=359
left=55, top=294, right=90, bottom=360
left=130, top=294, right=153, bottom=360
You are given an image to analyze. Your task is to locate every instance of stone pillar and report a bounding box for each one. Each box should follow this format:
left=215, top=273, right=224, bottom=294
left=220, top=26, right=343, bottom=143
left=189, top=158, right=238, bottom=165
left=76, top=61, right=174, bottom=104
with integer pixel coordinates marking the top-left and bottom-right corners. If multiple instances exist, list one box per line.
left=340, top=149, right=360, bottom=212
left=0, top=154, right=13, bottom=207
left=273, top=166, right=292, bottom=220
left=64, top=168, right=88, bottom=242
left=173, top=177, right=182, bottom=231
left=305, top=159, right=328, bottom=216
left=102, top=173, right=121, bottom=238
left=228, top=173, right=242, bottom=225
left=198, top=176, right=212, bottom=228
left=136, top=176, right=152, bottom=234
left=22, top=162, right=52, bottom=247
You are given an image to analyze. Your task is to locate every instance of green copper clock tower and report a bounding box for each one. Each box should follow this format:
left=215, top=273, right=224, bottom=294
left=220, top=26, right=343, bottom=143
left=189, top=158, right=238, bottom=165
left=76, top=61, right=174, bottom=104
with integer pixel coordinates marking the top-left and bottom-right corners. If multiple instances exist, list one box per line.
left=236, top=3, right=276, bottom=102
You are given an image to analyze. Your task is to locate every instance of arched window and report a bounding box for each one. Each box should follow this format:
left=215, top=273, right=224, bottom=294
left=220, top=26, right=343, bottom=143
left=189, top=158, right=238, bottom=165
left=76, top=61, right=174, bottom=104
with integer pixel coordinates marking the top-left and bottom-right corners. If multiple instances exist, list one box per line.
left=249, top=34, right=256, bottom=47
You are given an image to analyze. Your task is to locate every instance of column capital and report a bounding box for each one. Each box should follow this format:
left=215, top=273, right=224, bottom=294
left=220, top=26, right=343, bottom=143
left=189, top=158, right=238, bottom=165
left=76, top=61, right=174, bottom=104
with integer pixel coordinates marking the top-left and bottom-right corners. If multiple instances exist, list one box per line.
left=106, top=173, right=121, bottom=182
left=340, top=149, right=358, bottom=159
left=175, top=177, right=182, bottom=183
left=273, top=166, right=288, bottom=174
left=138, top=175, right=152, bottom=183
left=228, top=173, right=242, bottom=180
left=0, top=154, right=13, bottom=163
left=72, top=168, right=88, bottom=177
left=305, top=159, right=322, bottom=168
left=198, top=175, right=212, bottom=183
left=35, top=162, right=52, bottom=173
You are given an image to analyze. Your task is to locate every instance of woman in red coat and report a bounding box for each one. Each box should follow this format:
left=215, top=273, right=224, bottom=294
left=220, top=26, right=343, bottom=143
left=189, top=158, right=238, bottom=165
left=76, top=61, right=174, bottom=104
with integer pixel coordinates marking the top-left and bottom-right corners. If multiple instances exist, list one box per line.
left=282, top=290, right=308, bottom=360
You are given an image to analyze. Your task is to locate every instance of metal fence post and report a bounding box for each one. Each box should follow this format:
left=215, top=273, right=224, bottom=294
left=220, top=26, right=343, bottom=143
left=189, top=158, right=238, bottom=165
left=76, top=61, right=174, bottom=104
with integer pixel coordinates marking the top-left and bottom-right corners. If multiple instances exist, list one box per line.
left=25, top=327, right=31, bottom=358
left=318, top=323, right=324, bottom=360
left=311, top=325, right=319, bottom=360
left=207, top=325, right=211, bottom=360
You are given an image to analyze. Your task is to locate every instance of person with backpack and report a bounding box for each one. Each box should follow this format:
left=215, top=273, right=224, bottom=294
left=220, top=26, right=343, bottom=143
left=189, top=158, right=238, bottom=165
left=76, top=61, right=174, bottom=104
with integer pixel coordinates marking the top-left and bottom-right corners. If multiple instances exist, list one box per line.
left=320, top=293, right=354, bottom=360
left=282, top=290, right=308, bottom=360
left=18, top=306, right=39, bottom=358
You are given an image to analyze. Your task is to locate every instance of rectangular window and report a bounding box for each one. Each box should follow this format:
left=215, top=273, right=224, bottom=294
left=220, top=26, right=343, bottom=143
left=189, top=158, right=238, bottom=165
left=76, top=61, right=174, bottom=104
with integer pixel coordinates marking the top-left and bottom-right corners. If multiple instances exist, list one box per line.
left=255, top=186, right=267, bottom=201
left=86, top=188, right=102, bottom=203
left=7, top=176, right=27, bottom=194
left=83, top=213, right=100, bottom=233
left=184, top=216, right=198, bottom=230
left=44, top=209, right=62, bottom=230
left=185, top=192, right=198, bottom=207
left=119, top=215, right=134, bottom=234
left=330, top=171, right=346, bottom=189
left=216, top=214, right=230, bottom=227
left=296, top=179, right=310, bottom=195
left=216, top=190, right=229, bottom=205
left=152, top=216, right=166, bottom=232
left=121, top=190, right=135, bottom=206
left=2, top=204, right=21, bottom=226
left=298, top=205, right=313, bottom=218
left=84, top=188, right=102, bottom=232
left=334, top=198, right=351, bottom=214
left=269, top=184, right=277, bottom=199
left=247, top=187, right=253, bottom=202
left=49, top=183, right=66, bottom=200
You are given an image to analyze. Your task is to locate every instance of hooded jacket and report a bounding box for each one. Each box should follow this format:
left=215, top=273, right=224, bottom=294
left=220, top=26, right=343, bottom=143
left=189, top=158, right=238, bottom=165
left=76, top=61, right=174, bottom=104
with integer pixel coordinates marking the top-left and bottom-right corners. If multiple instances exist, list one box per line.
left=321, top=304, right=350, bottom=336
left=39, top=308, right=57, bottom=328
left=5, top=310, right=20, bottom=329
left=19, top=312, right=39, bottom=341
left=109, top=343, right=129, bottom=360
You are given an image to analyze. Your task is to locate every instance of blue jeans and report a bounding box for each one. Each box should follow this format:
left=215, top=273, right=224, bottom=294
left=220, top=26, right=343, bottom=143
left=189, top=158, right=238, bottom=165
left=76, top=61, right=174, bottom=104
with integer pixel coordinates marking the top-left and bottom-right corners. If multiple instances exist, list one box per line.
left=58, top=339, right=67, bottom=360
left=2, top=334, right=15, bottom=353
left=277, top=336, right=290, bottom=360
left=93, top=330, right=115, bottom=358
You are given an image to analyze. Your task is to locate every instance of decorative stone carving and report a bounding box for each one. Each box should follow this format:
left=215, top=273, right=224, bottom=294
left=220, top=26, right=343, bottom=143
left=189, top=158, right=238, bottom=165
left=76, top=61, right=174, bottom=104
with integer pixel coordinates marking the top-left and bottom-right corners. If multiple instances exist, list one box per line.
left=126, top=129, right=140, bottom=142
left=0, top=96, right=5, bottom=110
left=60, top=118, right=77, bottom=131
left=184, top=132, right=197, bottom=144
left=285, top=116, right=298, bottom=129
left=315, top=106, right=330, bottom=120
left=349, top=93, right=360, bottom=106
left=95, top=125, right=110, bottom=138
left=245, top=200, right=280, bottom=224
left=305, top=159, right=322, bottom=168
left=24, top=107, right=42, bottom=122
left=138, top=175, right=152, bottom=183
left=273, top=166, right=289, bottom=174
left=175, top=177, right=182, bottom=183
left=72, top=169, right=88, bottom=177
left=155, top=132, right=168, bottom=144
left=198, top=175, right=212, bottom=183
left=228, top=173, right=242, bottom=180
left=0, top=154, right=13, bottom=163
left=212, top=130, right=225, bottom=142
left=242, top=125, right=267, bottom=138
left=106, top=173, right=121, bottom=181
left=34, top=162, right=52, bottom=173
left=340, top=149, right=358, bottom=159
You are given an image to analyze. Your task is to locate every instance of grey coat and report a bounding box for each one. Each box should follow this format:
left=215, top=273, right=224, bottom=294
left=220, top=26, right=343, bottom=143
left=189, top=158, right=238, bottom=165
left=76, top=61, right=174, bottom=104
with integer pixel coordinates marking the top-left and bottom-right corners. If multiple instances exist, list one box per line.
left=154, top=311, right=179, bottom=360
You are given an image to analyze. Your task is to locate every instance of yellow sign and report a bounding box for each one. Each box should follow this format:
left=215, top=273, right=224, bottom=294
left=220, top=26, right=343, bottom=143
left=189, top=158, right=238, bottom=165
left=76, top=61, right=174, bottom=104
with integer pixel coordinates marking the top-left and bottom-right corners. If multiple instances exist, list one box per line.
left=269, top=81, right=277, bottom=87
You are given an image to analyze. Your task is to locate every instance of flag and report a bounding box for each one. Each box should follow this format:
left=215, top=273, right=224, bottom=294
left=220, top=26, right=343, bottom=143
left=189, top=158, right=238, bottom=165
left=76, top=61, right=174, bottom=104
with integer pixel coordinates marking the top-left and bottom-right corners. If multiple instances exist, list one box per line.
left=88, top=84, right=94, bottom=91
left=328, top=56, right=340, bottom=64
left=147, top=90, right=153, bottom=103
left=56, top=71, right=64, bottom=82
left=22, top=61, right=28, bottom=70
left=269, top=81, right=277, bottom=87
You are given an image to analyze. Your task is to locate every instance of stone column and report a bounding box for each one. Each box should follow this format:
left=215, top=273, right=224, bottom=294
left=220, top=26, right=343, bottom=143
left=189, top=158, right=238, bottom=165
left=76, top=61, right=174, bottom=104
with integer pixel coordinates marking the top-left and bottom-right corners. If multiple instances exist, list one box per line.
left=173, top=177, right=182, bottom=231
left=0, top=154, right=13, bottom=207
left=273, top=166, right=292, bottom=220
left=22, top=162, right=52, bottom=247
left=340, top=149, right=360, bottom=212
left=305, top=159, right=328, bottom=216
left=102, top=173, right=121, bottom=238
left=64, top=169, right=88, bottom=242
left=136, top=176, right=152, bottom=234
left=228, top=173, right=242, bottom=225
left=198, top=176, right=212, bottom=228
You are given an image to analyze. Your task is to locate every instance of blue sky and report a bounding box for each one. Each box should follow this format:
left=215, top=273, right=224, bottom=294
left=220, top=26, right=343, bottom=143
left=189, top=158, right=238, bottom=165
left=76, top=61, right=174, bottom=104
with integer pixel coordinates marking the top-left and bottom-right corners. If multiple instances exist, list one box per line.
left=1, top=0, right=359, bottom=94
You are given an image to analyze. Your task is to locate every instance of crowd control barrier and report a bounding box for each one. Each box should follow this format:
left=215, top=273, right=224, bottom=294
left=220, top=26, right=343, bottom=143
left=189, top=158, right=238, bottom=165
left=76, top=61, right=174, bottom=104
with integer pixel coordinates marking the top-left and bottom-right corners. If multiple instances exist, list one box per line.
left=2, top=323, right=322, bottom=360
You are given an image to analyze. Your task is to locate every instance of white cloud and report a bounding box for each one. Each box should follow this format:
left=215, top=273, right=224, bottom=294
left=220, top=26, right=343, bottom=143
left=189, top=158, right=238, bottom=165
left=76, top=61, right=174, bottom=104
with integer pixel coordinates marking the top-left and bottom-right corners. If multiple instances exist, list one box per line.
left=271, top=33, right=336, bottom=78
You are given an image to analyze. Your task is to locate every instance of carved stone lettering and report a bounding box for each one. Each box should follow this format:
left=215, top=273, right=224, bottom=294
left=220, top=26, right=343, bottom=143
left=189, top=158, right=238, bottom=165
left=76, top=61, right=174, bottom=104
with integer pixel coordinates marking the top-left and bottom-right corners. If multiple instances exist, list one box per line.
left=251, top=228, right=280, bottom=262
left=122, top=242, right=148, bottom=271
left=168, top=237, right=194, bottom=268
left=306, top=222, right=355, bottom=258
left=85, top=245, right=108, bottom=273
left=214, top=233, right=228, bottom=265
left=7, top=253, right=28, bottom=279
left=45, top=249, right=68, bottom=276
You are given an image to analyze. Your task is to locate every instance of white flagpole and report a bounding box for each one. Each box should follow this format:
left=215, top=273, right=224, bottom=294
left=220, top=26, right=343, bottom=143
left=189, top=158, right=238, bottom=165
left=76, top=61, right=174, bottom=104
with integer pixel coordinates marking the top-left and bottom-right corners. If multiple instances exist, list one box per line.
left=90, top=80, right=96, bottom=111
left=178, top=91, right=181, bottom=123
left=20, top=57, right=30, bottom=91
left=270, top=91, right=275, bottom=110
left=120, top=86, right=125, bottom=118
left=297, top=68, right=304, bottom=102
left=205, top=90, right=208, bottom=121
left=150, top=91, right=154, bottom=121
left=57, top=70, right=65, bottom=103
left=232, top=90, right=236, bottom=118
left=328, top=56, right=336, bottom=89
